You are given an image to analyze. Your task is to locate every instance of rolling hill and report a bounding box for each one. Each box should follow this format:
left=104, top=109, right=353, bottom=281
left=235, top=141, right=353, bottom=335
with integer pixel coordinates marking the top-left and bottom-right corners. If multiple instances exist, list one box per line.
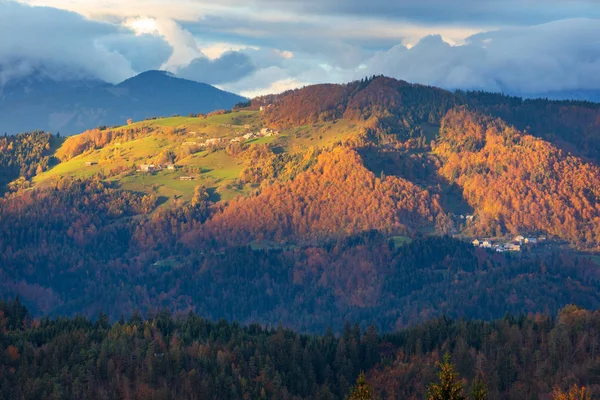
left=1, top=76, right=600, bottom=334
left=0, top=70, right=246, bottom=135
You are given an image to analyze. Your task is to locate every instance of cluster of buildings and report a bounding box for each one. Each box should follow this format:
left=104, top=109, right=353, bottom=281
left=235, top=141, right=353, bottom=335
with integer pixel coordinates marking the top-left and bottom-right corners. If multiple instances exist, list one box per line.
left=230, top=128, right=279, bottom=143
left=218, top=124, right=251, bottom=129
left=138, top=163, right=175, bottom=173
left=182, top=127, right=279, bottom=147
left=449, top=213, right=475, bottom=222
left=472, top=235, right=547, bottom=253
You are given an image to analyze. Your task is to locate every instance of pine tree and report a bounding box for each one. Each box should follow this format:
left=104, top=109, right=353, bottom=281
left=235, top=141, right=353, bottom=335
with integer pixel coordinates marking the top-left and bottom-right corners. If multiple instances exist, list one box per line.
left=471, top=376, right=488, bottom=400
left=347, top=372, right=374, bottom=400
left=426, top=354, right=466, bottom=400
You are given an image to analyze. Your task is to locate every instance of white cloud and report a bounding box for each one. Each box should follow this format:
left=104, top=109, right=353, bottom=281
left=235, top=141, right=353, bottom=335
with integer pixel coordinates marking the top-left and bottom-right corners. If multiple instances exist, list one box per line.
left=4, top=0, right=600, bottom=99
left=0, top=1, right=140, bottom=84
left=361, top=18, right=600, bottom=94
left=124, top=17, right=203, bottom=70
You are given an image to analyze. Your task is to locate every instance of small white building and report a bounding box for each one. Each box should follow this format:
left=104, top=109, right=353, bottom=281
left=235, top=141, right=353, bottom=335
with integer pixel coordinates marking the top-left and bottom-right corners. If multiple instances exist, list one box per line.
left=506, top=244, right=521, bottom=252
left=166, top=164, right=175, bottom=170
left=472, top=239, right=480, bottom=247
left=243, top=133, right=256, bottom=140
left=200, top=138, right=223, bottom=147
left=140, top=164, right=156, bottom=172
left=514, top=235, right=525, bottom=243
left=481, top=240, right=492, bottom=249
left=525, top=237, right=538, bottom=244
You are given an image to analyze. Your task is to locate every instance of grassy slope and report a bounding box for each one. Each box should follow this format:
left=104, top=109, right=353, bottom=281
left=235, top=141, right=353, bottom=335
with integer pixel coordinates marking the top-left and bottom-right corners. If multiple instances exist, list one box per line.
left=32, top=110, right=357, bottom=207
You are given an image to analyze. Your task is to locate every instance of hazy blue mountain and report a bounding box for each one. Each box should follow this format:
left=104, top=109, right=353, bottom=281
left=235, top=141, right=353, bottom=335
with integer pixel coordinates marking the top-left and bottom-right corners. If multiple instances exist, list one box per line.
left=0, top=70, right=246, bottom=135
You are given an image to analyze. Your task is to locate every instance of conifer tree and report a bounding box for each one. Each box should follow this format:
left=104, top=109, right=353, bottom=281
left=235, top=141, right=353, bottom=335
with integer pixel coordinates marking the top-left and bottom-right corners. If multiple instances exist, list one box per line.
left=427, top=354, right=466, bottom=400
left=347, top=372, right=374, bottom=400
left=470, top=376, right=488, bottom=400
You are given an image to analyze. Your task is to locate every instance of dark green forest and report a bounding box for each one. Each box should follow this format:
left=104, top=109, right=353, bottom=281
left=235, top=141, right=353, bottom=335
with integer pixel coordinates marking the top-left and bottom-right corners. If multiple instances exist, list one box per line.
left=1, top=299, right=599, bottom=399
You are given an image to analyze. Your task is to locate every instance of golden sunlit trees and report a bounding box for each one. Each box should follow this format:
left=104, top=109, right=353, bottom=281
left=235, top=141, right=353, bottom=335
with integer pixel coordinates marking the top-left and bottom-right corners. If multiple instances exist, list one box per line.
left=426, top=354, right=466, bottom=400
left=347, top=372, right=375, bottom=400
left=552, top=384, right=592, bottom=400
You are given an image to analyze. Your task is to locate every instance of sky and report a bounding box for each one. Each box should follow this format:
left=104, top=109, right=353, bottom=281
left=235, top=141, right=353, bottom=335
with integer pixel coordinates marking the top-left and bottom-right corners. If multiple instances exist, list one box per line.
left=1, top=0, right=600, bottom=97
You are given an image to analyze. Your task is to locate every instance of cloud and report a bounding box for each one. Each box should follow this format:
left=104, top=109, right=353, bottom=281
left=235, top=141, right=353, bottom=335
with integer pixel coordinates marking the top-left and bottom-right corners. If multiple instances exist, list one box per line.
left=96, top=33, right=172, bottom=73
left=219, top=66, right=308, bottom=98
left=5, top=0, right=600, bottom=99
left=0, top=1, right=141, bottom=84
left=19, top=0, right=600, bottom=26
left=176, top=51, right=256, bottom=84
left=361, top=18, right=600, bottom=94
left=124, top=17, right=203, bottom=70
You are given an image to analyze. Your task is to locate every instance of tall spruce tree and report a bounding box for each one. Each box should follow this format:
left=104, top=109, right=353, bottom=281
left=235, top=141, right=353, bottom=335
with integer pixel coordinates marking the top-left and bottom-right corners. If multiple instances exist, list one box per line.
left=426, top=354, right=466, bottom=400
left=347, top=372, right=374, bottom=400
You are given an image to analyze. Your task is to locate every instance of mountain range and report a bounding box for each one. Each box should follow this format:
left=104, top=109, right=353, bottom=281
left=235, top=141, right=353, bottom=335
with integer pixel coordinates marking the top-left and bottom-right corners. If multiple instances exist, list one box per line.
left=0, top=70, right=246, bottom=135
left=2, top=69, right=600, bottom=136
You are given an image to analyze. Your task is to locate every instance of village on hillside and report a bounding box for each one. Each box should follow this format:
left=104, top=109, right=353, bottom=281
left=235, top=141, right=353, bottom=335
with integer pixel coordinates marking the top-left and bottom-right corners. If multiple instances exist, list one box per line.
left=471, top=235, right=548, bottom=253
left=178, top=127, right=280, bottom=149
left=132, top=124, right=280, bottom=181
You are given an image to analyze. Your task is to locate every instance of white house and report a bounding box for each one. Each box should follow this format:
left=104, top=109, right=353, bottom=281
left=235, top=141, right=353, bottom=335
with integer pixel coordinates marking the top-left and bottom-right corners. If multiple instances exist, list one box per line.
left=525, top=237, right=538, bottom=244
left=140, top=164, right=155, bottom=172
left=472, top=239, right=480, bottom=247
left=506, top=244, right=521, bottom=252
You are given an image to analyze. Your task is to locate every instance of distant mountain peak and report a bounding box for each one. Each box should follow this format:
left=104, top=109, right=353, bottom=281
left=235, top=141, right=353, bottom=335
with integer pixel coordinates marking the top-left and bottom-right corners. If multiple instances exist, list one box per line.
left=125, top=70, right=176, bottom=80
left=0, top=69, right=246, bottom=134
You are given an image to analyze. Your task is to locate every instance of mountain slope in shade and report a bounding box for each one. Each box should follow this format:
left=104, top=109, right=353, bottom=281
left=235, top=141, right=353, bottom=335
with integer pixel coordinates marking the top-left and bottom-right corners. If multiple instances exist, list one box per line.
left=0, top=70, right=246, bottom=135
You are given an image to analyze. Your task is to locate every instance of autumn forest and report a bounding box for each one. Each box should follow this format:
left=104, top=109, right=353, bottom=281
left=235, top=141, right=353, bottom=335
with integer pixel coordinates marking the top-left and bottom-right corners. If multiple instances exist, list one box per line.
left=2, top=76, right=600, bottom=398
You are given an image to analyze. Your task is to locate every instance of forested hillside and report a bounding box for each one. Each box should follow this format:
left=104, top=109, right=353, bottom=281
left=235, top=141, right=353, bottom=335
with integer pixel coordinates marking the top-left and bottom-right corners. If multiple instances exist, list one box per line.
left=1, top=299, right=599, bottom=400
left=434, top=108, right=600, bottom=248
left=192, top=147, right=442, bottom=246
left=0, top=131, right=58, bottom=189
left=1, top=76, right=600, bottom=332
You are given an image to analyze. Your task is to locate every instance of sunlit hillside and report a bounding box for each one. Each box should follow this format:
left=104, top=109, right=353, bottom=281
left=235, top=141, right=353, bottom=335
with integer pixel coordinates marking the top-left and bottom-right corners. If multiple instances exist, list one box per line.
left=32, top=109, right=360, bottom=205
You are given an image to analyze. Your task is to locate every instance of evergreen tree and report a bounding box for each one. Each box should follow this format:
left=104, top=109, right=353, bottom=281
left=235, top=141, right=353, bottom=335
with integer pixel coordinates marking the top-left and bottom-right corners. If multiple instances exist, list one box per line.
left=347, top=372, right=374, bottom=400
left=427, top=354, right=466, bottom=400
left=470, top=376, right=488, bottom=400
